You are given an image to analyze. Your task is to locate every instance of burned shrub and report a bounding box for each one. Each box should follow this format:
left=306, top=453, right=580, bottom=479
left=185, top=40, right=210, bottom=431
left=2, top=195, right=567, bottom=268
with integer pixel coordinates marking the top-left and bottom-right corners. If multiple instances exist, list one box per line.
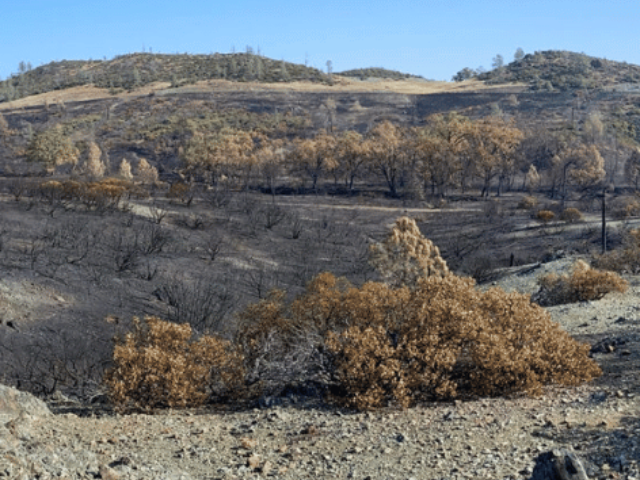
left=594, top=228, right=640, bottom=274
left=159, top=276, right=236, bottom=333
left=535, top=210, right=555, bottom=223
left=560, top=207, right=583, bottom=223
left=323, top=272, right=601, bottom=410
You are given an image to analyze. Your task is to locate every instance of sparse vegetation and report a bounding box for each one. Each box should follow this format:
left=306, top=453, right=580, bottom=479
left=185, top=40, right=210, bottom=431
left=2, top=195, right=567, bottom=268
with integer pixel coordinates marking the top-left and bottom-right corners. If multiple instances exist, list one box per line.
left=479, top=50, right=640, bottom=91
left=0, top=52, right=330, bottom=102
left=337, top=67, right=426, bottom=81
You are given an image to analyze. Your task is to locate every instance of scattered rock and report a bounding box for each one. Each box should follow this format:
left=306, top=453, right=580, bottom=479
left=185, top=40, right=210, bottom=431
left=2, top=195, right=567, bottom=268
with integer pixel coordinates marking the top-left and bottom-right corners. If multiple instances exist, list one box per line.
left=99, top=464, right=120, bottom=480
left=0, top=383, right=51, bottom=424
left=241, top=437, right=257, bottom=449
left=247, top=453, right=261, bottom=470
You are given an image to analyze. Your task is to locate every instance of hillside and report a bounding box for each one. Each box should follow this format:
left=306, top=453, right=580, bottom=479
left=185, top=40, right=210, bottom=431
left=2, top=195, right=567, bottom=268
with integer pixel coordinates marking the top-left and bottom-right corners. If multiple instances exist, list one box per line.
left=479, top=50, right=640, bottom=91
left=2, top=256, right=640, bottom=480
left=336, top=67, right=426, bottom=81
left=0, top=52, right=330, bottom=102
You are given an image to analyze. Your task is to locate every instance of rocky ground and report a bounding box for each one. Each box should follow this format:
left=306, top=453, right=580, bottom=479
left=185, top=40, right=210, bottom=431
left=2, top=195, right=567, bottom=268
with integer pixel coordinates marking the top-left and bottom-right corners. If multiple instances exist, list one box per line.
left=2, top=257, right=640, bottom=480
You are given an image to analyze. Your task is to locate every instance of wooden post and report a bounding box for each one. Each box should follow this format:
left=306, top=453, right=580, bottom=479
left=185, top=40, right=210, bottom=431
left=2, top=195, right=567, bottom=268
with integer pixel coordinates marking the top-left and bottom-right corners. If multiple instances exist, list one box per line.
left=601, top=188, right=607, bottom=254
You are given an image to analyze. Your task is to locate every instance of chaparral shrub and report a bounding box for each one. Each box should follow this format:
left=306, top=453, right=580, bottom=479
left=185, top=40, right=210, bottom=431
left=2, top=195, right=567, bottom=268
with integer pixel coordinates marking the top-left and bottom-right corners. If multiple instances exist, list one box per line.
left=560, top=207, right=583, bottom=223
left=104, top=316, right=244, bottom=412
left=517, top=195, right=538, bottom=210
left=535, top=209, right=555, bottom=223
left=236, top=217, right=602, bottom=410
left=533, top=259, right=628, bottom=306
left=324, top=272, right=601, bottom=409
left=369, top=216, right=449, bottom=288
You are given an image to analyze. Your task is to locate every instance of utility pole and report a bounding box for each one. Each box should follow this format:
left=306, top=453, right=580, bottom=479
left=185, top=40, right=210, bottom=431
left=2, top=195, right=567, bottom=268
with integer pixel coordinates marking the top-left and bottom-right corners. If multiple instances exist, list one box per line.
left=600, top=187, right=607, bottom=254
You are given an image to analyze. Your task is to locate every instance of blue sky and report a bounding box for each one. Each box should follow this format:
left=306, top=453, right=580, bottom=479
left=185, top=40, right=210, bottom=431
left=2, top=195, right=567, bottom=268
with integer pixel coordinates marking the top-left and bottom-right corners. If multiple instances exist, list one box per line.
left=2, top=0, right=639, bottom=81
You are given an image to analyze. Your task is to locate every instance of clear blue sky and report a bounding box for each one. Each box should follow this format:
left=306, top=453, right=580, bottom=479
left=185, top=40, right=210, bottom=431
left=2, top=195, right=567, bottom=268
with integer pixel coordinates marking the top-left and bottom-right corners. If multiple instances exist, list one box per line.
left=2, top=0, right=639, bottom=81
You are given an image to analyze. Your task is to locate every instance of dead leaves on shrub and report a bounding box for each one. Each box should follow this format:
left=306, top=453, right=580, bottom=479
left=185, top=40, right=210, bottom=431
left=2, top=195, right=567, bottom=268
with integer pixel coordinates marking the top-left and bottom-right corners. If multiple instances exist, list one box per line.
left=105, top=220, right=603, bottom=412
left=535, top=260, right=628, bottom=306
left=104, top=316, right=244, bottom=412
left=325, top=273, right=601, bottom=410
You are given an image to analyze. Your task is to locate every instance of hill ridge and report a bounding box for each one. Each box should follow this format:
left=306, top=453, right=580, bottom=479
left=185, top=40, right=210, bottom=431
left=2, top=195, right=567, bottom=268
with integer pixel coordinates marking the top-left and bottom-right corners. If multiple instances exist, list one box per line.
left=478, top=49, right=640, bottom=91
left=0, top=52, right=330, bottom=103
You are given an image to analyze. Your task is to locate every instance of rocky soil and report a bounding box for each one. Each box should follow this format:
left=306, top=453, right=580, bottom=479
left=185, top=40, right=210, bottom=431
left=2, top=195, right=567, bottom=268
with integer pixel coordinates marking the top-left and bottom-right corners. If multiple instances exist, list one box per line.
left=2, top=257, right=640, bottom=480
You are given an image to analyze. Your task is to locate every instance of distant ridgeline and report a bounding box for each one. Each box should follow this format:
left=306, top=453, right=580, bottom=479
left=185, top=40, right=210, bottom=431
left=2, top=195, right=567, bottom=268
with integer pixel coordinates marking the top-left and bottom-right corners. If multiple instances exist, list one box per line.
left=336, top=67, right=427, bottom=81
left=478, top=50, right=640, bottom=91
left=0, top=52, right=331, bottom=102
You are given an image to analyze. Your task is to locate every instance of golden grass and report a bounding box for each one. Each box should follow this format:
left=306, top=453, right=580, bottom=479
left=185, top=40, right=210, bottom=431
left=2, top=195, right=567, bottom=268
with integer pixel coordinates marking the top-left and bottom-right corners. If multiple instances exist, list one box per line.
left=0, top=78, right=525, bottom=111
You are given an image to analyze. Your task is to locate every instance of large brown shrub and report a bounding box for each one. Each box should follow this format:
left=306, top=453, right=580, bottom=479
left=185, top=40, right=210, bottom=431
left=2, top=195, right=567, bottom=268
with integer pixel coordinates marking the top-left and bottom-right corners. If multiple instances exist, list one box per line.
left=233, top=217, right=602, bottom=410
left=237, top=270, right=601, bottom=410
left=533, top=260, right=628, bottom=306
left=324, top=273, right=601, bottom=410
left=104, top=316, right=244, bottom=412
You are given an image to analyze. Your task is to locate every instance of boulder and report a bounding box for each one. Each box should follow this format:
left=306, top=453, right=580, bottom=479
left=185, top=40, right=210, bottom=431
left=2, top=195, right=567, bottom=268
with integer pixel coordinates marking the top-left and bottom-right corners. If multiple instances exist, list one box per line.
left=0, top=384, right=51, bottom=425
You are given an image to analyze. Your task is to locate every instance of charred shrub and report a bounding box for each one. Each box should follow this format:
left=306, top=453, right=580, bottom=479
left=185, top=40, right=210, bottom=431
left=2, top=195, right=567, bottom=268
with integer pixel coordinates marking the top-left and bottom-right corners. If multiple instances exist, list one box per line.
left=535, top=209, right=555, bottom=223
left=594, top=228, right=640, bottom=274
left=235, top=270, right=601, bottom=411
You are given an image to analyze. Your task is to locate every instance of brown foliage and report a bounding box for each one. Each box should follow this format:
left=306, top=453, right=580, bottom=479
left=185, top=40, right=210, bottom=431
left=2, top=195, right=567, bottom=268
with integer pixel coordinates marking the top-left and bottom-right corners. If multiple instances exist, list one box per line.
left=560, top=207, right=583, bottom=223
left=234, top=217, right=600, bottom=410
left=104, top=316, right=244, bottom=412
left=324, top=273, right=601, bottom=410
left=35, top=178, right=147, bottom=211
left=369, top=216, right=449, bottom=288
left=535, top=210, right=556, bottom=223
left=534, top=260, right=628, bottom=306
left=517, top=195, right=538, bottom=210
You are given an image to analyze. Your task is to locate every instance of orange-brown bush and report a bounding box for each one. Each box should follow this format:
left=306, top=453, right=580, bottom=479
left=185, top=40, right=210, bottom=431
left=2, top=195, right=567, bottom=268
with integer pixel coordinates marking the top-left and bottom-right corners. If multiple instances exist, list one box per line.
left=517, top=195, right=538, bottom=210
left=560, top=207, right=583, bottom=223
left=533, top=260, right=628, bottom=306
left=236, top=269, right=601, bottom=410
left=594, top=228, right=640, bottom=273
left=369, top=216, right=449, bottom=288
left=535, top=209, right=555, bottom=223
left=104, top=316, right=244, bottom=412
left=324, top=273, right=601, bottom=409
left=233, top=216, right=602, bottom=410
left=36, top=178, right=148, bottom=211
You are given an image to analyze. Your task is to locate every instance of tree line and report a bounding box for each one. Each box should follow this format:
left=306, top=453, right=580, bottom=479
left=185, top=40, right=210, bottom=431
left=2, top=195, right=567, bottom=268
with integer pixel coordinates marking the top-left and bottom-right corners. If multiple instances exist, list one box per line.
left=21, top=109, right=636, bottom=200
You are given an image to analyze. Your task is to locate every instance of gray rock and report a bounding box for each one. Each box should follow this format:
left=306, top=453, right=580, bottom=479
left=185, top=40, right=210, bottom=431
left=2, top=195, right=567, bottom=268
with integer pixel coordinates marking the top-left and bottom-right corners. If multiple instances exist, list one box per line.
left=531, top=448, right=589, bottom=480
left=0, top=384, right=51, bottom=425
